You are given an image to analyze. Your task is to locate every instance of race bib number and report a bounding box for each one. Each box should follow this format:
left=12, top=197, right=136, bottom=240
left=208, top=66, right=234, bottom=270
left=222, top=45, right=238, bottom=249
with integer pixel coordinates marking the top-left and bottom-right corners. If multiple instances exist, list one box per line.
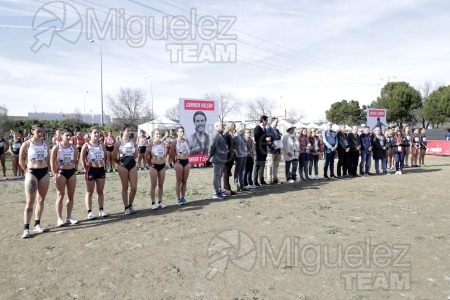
left=107, top=139, right=114, bottom=145
left=61, top=154, right=73, bottom=164
left=139, top=140, right=146, bottom=146
left=157, top=149, right=164, bottom=158
left=179, top=144, right=188, bottom=155
left=422, top=137, right=427, bottom=142
left=33, top=150, right=46, bottom=162
left=124, top=146, right=134, bottom=156
left=90, top=150, right=104, bottom=162
left=398, top=146, right=403, bottom=152
left=13, top=142, right=21, bottom=150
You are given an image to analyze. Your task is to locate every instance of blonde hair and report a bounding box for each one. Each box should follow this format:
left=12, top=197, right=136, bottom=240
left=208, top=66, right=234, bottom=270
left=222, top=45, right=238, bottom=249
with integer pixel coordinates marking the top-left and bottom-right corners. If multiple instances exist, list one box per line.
left=236, top=122, right=246, bottom=134
left=224, top=121, right=236, bottom=134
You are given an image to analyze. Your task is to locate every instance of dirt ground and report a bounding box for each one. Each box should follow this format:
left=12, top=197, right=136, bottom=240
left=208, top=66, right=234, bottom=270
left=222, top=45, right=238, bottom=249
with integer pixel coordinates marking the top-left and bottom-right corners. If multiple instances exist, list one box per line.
left=0, top=155, right=449, bottom=299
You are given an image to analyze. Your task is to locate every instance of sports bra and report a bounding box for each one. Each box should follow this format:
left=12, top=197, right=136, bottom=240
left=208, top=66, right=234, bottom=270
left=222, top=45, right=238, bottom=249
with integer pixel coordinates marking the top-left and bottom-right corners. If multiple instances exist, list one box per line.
left=86, top=142, right=105, bottom=166
left=119, top=139, right=135, bottom=157
left=138, top=137, right=147, bottom=147
left=106, top=136, right=115, bottom=146
left=57, top=144, right=75, bottom=166
left=175, top=139, right=190, bottom=155
left=28, top=140, right=48, bottom=165
left=151, top=142, right=165, bottom=159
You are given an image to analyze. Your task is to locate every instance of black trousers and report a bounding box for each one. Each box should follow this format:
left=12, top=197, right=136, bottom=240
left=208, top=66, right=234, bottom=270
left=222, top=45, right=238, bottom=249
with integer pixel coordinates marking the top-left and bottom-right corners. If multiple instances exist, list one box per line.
left=349, top=150, right=360, bottom=176
left=337, top=150, right=350, bottom=176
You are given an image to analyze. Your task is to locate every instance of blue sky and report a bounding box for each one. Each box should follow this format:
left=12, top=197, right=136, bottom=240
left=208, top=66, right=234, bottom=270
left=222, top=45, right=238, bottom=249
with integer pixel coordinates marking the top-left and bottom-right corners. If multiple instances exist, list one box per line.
left=1, top=0, right=449, bottom=122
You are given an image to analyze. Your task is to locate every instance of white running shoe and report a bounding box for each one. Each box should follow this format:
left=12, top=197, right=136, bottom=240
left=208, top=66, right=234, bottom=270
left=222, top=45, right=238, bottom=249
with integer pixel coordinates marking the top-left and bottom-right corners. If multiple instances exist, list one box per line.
left=249, top=185, right=257, bottom=189
left=87, top=212, right=96, bottom=220
left=129, top=206, right=136, bottom=214
left=57, top=218, right=65, bottom=227
left=21, top=229, right=30, bottom=238
left=65, top=217, right=79, bottom=225
left=151, top=203, right=159, bottom=210
left=159, top=202, right=167, bottom=209
left=398, top=171, right=403, bottom=175
left=99, top=210, right=108, bottom=217
left=124, top=207, right=133, bottom=215
left=288, top=179, right=294, bottom=183
left=33, top=224, right=47, bottom=233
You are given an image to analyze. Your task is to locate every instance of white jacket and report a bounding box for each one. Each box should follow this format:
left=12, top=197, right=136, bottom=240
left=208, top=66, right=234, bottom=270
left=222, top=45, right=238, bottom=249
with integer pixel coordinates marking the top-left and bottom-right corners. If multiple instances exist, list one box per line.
left=282, top=134, right=299, bottom=161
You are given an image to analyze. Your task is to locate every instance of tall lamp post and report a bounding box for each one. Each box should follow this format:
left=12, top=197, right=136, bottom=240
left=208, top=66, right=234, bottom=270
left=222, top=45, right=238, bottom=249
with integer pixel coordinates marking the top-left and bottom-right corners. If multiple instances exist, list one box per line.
left=145, top=76, right=154, bottom=120
left=90, top=39, right=104, bottom=126
left=83, top=91, right=88, bottom=122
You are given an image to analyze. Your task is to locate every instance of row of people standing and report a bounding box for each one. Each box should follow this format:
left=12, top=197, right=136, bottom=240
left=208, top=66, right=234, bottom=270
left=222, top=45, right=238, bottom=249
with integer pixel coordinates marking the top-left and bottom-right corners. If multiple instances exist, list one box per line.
left=19, top=122, right=192, bottom=239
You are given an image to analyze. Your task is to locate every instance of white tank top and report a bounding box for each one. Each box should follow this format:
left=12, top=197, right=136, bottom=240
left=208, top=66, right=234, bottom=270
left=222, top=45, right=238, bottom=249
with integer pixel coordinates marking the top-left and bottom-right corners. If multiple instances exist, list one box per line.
left=119, top=139, right=135, bottom=157
left=176, top=139, right=190, bottom=155
left=57, top=144, right=75, bottom=165
left=87, top=142, right=104, bottom=163
left=151, top=142, right=165, bottom=159
left=138, top=137, right=147, bottom=147
left=28, top=141, right=48, bottom=164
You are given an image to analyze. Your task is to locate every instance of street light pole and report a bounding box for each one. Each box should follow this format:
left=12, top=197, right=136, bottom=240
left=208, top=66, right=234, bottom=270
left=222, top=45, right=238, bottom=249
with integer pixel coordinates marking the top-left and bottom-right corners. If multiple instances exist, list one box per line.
left=83, top=91, right=88, bottom=123
left=90, top=39, right=104, bottom=126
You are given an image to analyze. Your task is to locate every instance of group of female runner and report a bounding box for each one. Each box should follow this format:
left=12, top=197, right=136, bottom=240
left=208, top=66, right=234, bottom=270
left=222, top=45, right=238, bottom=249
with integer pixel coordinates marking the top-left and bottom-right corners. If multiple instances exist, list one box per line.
left=18, top=122, right=191, bottom=239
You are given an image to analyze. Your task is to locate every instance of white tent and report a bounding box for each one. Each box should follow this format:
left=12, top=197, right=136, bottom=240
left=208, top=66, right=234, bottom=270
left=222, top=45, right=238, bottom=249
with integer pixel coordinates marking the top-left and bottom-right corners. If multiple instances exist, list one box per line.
left=138, top=117, right=180, bottom=134
left=306, top=122, right=319, bottom=129
left=293, top=121, right=306, bottom=128
left=318, top=123, right=327, bottom=130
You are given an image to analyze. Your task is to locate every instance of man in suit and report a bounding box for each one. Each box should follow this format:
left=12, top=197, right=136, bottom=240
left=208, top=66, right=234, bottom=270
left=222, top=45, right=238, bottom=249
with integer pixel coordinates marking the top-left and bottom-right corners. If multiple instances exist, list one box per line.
left=253, top=115, right=269, bottom=186
left=348, top=126, right=361, bottom=177
left=323, top=122, right=338, bottom=179
left=207, top=121, right=228, bottom=199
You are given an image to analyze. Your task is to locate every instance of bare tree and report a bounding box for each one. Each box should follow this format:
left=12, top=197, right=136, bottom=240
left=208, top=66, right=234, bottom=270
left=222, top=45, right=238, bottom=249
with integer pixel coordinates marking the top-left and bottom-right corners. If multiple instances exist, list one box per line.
left=107, top=88, right=153, bottom=127
left=284, top=109, right=305, bottom=124
left=246, top=97, right=276, bottom=123
left=165, top=104, right=180, bottom=123
left=203, top=92, right=241, bottom=122
left=417, top=81, right=439, bottom=128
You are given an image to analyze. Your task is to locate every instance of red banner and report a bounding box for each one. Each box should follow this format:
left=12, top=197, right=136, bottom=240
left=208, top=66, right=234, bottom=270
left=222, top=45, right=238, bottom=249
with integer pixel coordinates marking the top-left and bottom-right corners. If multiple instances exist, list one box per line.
left=368, top=109, right=386, bottom=117
left=184, top=100, right=215, bottom=111
left=426, top=140, right=450, bottom=156
left=188, top=154, right=208, bottom=165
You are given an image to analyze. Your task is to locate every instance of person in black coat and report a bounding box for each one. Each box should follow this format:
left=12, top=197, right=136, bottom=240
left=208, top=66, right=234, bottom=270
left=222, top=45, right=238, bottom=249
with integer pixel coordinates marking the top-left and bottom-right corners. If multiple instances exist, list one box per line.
left=253, top=115, right=269, bottom=185
left=223, top=121, right=236, bottom=195
left=347, top=126, right=361, bottom=177
left=336, top=125, right=350, bottom=178
left=372, top=127, right=388, bottom=174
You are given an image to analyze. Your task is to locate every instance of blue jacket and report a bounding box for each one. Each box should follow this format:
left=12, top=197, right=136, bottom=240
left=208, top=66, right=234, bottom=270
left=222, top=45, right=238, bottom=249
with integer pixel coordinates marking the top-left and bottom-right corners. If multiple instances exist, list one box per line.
left=360, top=133, right=372, bottom=151
left=323, top=130, right=337, bottom=151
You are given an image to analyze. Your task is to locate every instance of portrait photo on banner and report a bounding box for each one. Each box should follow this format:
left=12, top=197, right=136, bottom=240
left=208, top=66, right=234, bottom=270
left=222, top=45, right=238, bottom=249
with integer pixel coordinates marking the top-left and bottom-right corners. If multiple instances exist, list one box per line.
left=179, top=98, right=219, bottom=165
left=367, top=108, right=388, bottom=133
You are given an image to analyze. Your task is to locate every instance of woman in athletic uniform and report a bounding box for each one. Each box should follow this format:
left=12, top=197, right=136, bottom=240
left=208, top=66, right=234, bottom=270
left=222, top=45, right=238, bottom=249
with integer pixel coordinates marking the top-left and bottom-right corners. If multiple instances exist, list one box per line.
left=105, top=131, right=115, bottom=172
left=147, top=128, right=167, bottom=210
left=411, top=128, right=420, bottom=167
left=162, top=130, right=174, bottom=171
left=50, top=128, right=79, bottom=227
left=419, top=128, right=427, bottom=167
left=52, top=129, right=62, bottom=147
left=0, top=131, right=9, bottom=180
left=9, top=131, right=23, bottom=179
left=113, top=124, right=138, bottom=215
left=74, top=128, right=85, bottom=173
left=80, top=127, right=108, bottom=219
left=170, top=126, right=190, bottom=205
left=18, top=122, right=50, bottom=238
left=137, top=130, right=148, bottom=171
left=404, top=126, right=413, bottom=168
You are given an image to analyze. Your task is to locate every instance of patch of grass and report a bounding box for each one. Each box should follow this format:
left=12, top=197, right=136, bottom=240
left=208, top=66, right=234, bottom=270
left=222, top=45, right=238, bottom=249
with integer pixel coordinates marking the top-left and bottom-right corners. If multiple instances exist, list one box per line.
left=325, top=226, right=342, bottom=235
left=414, top=236, right=425, bottom=241
left=43, top=245, right=55, bottom=251
left=434, top=235, right=445, bottom=240
left=318, top=204, right=331, bottom=211
left=350, top=219, right=362, bottom=223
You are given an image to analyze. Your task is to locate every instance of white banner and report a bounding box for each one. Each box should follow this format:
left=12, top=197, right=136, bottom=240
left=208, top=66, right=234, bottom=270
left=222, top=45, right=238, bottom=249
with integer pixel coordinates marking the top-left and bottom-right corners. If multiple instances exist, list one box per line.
left=367, top=109, right=387, bottom=133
